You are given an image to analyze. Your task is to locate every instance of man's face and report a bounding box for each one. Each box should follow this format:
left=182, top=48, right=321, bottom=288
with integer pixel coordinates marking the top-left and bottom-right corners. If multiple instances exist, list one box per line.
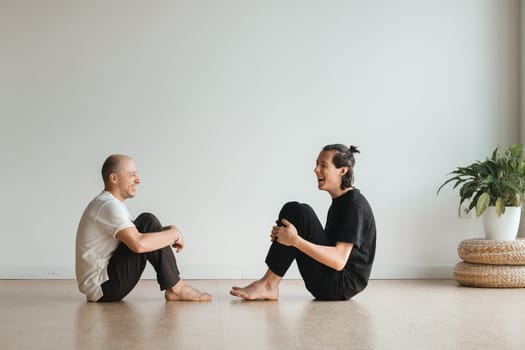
left=114, top=158, right=140, bottom=200
left=314, top=150, right=346, bottom=196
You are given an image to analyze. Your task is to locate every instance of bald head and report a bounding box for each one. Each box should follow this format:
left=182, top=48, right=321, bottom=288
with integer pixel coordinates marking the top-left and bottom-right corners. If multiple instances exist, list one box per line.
left=101, top=154, right=132, bottom=186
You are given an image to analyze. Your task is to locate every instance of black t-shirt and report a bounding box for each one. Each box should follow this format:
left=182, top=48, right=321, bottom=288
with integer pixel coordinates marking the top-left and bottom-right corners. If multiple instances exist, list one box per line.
left=325, top=188, right=376, bottom=294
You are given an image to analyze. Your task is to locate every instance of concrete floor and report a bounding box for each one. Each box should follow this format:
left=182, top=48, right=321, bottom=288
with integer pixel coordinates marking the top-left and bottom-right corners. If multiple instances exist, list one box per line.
left=1, top=279, right=524, bottom=350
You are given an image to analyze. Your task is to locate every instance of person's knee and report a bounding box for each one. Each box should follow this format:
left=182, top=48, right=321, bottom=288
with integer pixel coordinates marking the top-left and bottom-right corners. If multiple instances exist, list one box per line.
left=135, top=212, right=157, bottom=221
left=134, top=212, right=163, bottom=233
left=281, top=201, right=302, bottom=212
left=279, top=202, right=313, bottom=222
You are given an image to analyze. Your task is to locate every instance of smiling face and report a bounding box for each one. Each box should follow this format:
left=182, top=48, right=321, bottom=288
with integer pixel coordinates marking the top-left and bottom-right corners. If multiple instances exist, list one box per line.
left=108, top=157, right=141, bottom=201
left=314, top=150, right=349, bottom=198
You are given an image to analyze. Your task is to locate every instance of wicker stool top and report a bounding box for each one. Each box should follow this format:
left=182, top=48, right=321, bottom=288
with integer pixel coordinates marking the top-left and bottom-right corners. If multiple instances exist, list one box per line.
left=457, top=238, right=525, bottom=265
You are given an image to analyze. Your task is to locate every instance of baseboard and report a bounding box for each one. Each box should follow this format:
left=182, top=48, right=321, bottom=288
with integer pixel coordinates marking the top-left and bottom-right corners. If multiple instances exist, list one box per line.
left=0, top=263, right=455, bottom=280
left=370, top=263, right=454, bottom=279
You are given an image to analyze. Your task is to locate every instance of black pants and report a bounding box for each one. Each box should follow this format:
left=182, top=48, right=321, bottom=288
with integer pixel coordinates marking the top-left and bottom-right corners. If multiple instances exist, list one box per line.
left=265, top=202, right=356, bottom=300
left=98, top=213, right=181, bottom=302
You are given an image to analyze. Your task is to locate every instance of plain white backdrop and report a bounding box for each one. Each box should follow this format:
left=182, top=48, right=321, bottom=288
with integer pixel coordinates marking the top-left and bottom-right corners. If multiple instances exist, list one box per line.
left=0, top=0, right=523, bottom=279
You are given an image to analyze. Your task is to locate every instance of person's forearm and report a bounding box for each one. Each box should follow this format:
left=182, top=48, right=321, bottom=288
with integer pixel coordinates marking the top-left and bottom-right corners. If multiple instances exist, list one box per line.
left=294, top=238, right=349, bottom=271
left=135, top=228, right=179, bottom=253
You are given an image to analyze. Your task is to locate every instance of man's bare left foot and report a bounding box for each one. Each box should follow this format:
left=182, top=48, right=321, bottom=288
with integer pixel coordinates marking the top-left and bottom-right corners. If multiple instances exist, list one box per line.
left=165, top=280, right=212, bottom=302
left=230, top=279, right=279, bottom=301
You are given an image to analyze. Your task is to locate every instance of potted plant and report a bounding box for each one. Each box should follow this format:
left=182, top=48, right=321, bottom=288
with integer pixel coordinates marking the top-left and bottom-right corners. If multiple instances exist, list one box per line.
left=437, top=144, right=525, bottom=240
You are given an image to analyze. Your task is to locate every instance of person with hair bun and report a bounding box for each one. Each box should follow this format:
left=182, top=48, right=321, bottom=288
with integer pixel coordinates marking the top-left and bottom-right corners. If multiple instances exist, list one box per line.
left=230, top=144, right=376, bottom=301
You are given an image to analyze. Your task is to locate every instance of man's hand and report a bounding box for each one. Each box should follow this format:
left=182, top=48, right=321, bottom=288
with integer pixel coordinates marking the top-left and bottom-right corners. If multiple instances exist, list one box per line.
left=173, top=235, right=184, bottom=252
left=165, top=225, right=184, bottom=253
left=271, top=218, right=299, bottom=247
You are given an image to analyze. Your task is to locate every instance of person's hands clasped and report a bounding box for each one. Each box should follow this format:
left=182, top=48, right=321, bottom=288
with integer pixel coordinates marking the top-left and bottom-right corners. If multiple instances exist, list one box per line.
left=165, top=225, right=184, bottom=252
left=271, top=218, right=299, bottom=247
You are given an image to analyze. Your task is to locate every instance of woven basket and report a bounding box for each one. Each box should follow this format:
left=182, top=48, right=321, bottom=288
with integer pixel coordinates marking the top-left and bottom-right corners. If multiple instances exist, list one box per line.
left=454, top=262, right=525, bottom=288
left=457, top=238, right=525, bottom=265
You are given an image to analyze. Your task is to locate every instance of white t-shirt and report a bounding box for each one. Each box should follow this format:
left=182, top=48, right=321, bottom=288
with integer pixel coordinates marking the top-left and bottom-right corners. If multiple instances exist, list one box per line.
left=75, top=191, right=135, bottom=301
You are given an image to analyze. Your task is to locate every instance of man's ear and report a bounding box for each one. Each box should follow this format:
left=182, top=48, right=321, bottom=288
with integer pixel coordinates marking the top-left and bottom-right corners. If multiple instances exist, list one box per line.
left=340, top=167, right=349, bottom=176
left=109, top=173, right=119, bottom=184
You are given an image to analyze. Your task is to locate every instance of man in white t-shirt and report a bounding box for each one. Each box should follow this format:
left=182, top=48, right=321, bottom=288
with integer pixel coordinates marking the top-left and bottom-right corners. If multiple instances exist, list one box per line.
left=75, top=154, right=211, bottom=302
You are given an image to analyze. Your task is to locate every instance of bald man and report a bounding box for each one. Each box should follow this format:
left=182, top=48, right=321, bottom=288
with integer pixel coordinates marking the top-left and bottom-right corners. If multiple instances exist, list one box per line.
left=75, top=154, right=211, bottom=302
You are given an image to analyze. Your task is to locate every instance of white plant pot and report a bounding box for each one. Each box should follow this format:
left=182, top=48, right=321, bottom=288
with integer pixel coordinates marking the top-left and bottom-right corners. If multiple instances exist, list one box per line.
left=482, top=206, right=521, bottom=240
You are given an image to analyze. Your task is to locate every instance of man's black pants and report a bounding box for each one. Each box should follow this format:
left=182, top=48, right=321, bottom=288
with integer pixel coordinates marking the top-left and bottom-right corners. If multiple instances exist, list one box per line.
left=98, top=212, right=181, bottom=302
left=265, top=202, right=357, bottom=300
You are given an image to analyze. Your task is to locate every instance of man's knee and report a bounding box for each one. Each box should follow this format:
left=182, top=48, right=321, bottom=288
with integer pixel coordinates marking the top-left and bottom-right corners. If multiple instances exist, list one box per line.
left=278, top=202, right=314, bottom=224
left=281, top=201, right=302, bottom=212
left=134, top=212, right=163, bottom=233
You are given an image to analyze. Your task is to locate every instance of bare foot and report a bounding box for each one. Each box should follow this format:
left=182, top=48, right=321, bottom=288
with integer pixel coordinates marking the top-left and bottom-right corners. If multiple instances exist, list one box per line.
left=230, top=279, right=279, bottom=301
left=165, top=280, right=212, bottom=302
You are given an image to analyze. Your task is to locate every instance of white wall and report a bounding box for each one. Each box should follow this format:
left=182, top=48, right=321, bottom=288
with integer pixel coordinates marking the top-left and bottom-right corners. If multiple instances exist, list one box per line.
left=0, top=0, right=521, bottom=279
left=521, top=0, right=525, bottom=238
left=522, top=0, right=525, bottom=152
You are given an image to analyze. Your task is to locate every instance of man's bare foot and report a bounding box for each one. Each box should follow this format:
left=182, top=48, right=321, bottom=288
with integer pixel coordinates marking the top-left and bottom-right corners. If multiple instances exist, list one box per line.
left=230, top=279, right=279, bottom=301
left=165, top=280, right=212, bottom=302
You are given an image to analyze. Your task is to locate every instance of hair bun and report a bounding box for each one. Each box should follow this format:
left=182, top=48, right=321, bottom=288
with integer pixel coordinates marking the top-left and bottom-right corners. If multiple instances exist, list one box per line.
left=349, top=145, right=360, bottom=154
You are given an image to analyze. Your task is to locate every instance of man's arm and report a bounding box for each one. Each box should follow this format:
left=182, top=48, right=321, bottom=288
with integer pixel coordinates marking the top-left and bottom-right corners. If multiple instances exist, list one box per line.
left=116, top=226, right=181, bottom=253
left=295, top=239, right=353, bottom=271
left=272, top=219, right=353, bottom=271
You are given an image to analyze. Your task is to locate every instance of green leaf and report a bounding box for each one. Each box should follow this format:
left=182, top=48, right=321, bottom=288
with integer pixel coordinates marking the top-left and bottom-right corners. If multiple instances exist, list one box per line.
left=476, top=192, right=490, bottom=217
left=514, top=193, right=521, bottom=206
left=495, top=197, right=505, bottom=217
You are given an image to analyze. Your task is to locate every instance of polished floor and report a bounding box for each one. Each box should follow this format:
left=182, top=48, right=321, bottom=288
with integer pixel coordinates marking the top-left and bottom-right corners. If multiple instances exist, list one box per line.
left=1, top=279, right=524, bottom=350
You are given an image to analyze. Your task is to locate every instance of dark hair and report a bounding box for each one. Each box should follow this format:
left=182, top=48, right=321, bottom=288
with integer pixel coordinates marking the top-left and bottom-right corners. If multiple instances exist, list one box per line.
left=101, top=154, right=129, bottom=185
left=322, top=144, right=360, bottom=189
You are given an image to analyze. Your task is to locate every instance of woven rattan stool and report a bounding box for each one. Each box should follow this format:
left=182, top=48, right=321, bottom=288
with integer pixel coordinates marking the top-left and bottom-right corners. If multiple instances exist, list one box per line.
left=454, top=261, right=525, bottom=288
left=457, top=238, right=525, bottom=265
